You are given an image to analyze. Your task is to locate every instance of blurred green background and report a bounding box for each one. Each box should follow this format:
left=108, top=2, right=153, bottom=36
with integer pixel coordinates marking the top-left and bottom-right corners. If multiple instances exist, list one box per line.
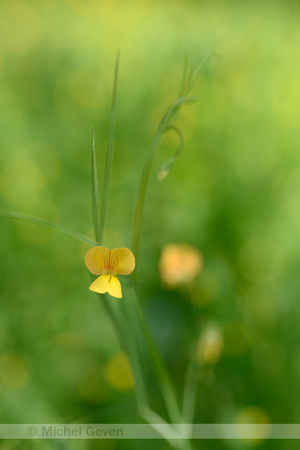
left=1, top=0, right=300, bottom=449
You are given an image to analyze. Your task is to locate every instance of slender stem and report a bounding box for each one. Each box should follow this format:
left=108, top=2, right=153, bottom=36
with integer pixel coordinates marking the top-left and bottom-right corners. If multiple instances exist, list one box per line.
left=101, top=292, right=191, bottom=449
left=131, top=285, right=182, bottom=423
left=95, top=289, right=148, bottom=410
left=126, top=285, right=194, bottom=450
left=91, top=126, right=101, bottom=243
left=141, top=407, right=192, bottom=450
left=0, top=398, right=11, bottom=422
left=132, top=130, right=163, bottom=278
left=182, top=348, right=199, bottom=427
left=0, top=210, right=97, bottom=246
left=178, top=55, right=188, bottom=98
left=181, top=290, right=200, bottom=436
left=99, top=52, right=120, bottom=244
left=186, top=50, right=215, bottom=96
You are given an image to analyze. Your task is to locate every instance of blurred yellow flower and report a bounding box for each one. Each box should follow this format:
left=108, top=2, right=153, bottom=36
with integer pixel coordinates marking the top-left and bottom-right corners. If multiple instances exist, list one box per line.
left=196, top=324, right=223, bottom=366
left=235, top=406, right=271, bottom=442
left=0, top=354, right=30, bottom=393
left=84, top=246, right=135, bottom=299
left=105, top=351, right=135, bottom=391
left=159, top=243, right=203, bottom=287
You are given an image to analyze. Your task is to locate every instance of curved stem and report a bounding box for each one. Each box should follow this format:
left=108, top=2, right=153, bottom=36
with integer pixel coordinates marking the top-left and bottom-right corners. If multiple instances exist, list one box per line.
left=131, top=57, right=210, bottom=278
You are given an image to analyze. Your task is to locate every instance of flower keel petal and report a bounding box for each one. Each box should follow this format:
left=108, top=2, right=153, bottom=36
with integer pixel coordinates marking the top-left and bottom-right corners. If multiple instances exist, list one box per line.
left=89, top=274, right=110, bottom=294
left=108, top=275, right=122, bottom=298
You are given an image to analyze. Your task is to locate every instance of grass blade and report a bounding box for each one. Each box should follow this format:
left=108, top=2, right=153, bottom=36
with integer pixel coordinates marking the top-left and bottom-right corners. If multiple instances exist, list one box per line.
left=132, top=285, right=183, bottom=424
left=91, top=126, right=101, bottom=243
left=185, top=50, right=215, bottom=95
left=181, top=348, right=199, bottom=429
left=157, top=126, right=184, bottom=181
left=99, top=52, right=120, bottom=244
left=100, top=292, right=149, bottom=411
left=142, top=407, right=193, bottom=450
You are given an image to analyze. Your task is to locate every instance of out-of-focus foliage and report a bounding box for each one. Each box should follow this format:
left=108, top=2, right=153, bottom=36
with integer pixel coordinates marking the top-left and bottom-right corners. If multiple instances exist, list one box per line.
left=0, top=0, right=300, bottom=449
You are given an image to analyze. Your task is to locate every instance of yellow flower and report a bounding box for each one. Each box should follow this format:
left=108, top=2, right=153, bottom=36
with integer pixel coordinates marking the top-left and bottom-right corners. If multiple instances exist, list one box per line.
left=104, top=351, right=135, bottom=391
left=196, top=324, right=223, bottom=366
left=159, top=243, right=203, bottom=287
left=84, top=246, right=135, bottom=299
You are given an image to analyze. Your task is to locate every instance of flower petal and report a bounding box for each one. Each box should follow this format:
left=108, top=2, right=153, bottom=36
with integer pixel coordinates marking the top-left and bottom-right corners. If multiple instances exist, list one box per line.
left=84, top=246, right=110, bottom=275
left=88, top=274, right=122, bottom=299
left=89, top=274, right=110, bottom=293
left=108, top=275, right=122, bottom=298
left=110, top=248, right=135, bottom=275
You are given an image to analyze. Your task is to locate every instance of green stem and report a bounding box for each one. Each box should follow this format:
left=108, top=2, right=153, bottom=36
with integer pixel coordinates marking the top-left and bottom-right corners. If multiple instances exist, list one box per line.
left=182, top=348, right=199, bottom=427
left=141, top=406, right=192, bottom=450
left=131, top=285, right=182, bottom=424
left=131, top=57, right=210, bottom=278
left=132, top=287, right=195, bottom=450
left=107, top=291, right=192, bottom=449
left=99, top=52, right=120, bottom=244
left=132, top=130, right=163, bottom=278
left=96, top=290, right=148, bottom=410
left=118, top=312, right=149, bottom=410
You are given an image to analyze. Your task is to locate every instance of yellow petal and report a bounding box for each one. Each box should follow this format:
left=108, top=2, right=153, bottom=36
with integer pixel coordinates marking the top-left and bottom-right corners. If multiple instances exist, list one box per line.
left=107, top=275, right=122, bottom=299
left=110, top=248, right=135, bottom=275
left=89, top=275, right=122, bottom=299
left=84, top=246, right=110, bottom=275
left=89, top=274, right=110, bottom=293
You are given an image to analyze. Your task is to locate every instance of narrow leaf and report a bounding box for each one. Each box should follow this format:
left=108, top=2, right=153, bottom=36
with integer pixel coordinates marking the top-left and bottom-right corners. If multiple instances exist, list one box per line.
left=0, top=210, right=97, bottom=246
left=100, top=52, right=120, bottom=244
left=91, top=126, right=101, bottom=243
